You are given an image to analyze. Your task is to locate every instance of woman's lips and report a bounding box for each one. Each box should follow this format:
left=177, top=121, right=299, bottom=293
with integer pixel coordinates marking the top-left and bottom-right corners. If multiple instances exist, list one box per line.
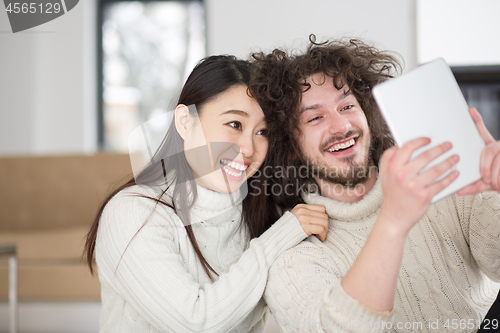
left=220, top=158, right=248, bottom=181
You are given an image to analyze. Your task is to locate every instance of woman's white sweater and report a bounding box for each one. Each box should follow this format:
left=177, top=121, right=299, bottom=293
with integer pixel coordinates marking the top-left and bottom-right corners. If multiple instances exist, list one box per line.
left=96, top=183, right=307, bottom=332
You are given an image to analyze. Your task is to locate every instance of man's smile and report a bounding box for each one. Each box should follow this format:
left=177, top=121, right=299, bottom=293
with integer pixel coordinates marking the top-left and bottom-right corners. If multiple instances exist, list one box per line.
left=326, top=136, right=357, bottom=151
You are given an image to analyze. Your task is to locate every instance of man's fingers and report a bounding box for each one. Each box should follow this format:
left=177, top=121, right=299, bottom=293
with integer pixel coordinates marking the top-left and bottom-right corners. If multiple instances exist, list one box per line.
left=410, top=141, right=453, bottom=174
left=380, top=146, right=397, bottom=171
left=481, top=144, right=500, bottom=186
left=391, top=137, right=431, bottom=168
left=470, top=107, right=495, bottom=145
left=491, top=150, right=500, bottom=190
left=427, top=170, right=459, bottom=197
left=457, top=179, right=491, bottom=196
left=419, top=154, right=459, bottom=186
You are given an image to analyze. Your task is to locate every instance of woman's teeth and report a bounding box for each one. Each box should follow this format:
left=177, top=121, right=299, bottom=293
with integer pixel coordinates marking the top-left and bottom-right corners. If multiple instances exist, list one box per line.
left=326, top=138, right=355, bottom=152
left=220, top=159, right=248, bottom=177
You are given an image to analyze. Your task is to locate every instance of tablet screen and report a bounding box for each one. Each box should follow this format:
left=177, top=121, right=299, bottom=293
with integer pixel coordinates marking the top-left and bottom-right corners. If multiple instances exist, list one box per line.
left=372, top=58, right=484, bottom=202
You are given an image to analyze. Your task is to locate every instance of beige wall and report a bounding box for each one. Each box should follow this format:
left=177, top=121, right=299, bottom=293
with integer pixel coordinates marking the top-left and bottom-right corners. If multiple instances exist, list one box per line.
left=0, top=0, right=417, bottom=156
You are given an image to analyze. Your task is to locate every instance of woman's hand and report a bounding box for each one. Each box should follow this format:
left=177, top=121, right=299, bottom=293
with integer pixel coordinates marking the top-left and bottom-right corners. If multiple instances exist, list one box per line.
left=458, top=107, right=500, bottom=195
left=378, top=137, right=460, bottom=235
left=290, top=204, right=329, bottom=241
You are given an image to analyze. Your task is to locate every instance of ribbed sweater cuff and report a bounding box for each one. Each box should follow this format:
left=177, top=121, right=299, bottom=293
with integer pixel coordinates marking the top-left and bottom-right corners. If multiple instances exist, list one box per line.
left=256, top=211, right=308, bottom=264
left=323, top=280, right=393, bottom=332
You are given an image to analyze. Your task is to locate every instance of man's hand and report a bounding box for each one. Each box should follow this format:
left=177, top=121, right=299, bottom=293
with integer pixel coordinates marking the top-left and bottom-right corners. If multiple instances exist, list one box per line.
left=378, top=137, right=460, bottom=235
left=457, top=107, right=500, bottom=195
left=342, top=139, right=458, bottom=312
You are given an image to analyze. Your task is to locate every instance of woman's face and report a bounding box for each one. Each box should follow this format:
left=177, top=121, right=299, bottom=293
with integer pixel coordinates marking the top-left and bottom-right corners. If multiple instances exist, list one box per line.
left=179, top=85, right=268, bottom=193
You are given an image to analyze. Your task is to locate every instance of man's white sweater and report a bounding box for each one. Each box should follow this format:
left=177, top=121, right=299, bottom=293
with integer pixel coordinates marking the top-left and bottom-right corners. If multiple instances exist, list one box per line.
left=265, top=178, right=500, bottom=332
left=96, top=183, right=307, bottom=332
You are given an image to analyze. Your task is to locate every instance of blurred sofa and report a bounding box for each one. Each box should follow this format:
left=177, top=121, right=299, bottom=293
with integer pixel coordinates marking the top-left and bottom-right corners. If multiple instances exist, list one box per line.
left=0, top=154, right=132, bottom=301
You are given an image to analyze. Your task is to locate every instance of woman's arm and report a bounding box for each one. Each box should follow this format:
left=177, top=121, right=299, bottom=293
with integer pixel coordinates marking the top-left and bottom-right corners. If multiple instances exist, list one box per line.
left=96, top=188, right=308, bottom=333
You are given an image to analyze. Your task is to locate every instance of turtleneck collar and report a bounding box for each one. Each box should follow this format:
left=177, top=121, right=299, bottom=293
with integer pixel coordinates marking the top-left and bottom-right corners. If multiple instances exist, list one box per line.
left=150, top=178, right=244, bottom=224
left=192, top=184, right=244, bottom=211
left=302, top=176, right=383, bottom=222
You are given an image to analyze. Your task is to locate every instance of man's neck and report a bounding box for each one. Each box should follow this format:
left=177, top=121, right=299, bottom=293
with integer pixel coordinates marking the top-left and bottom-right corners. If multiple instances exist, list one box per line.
left=314, top=167, right=378, bottom=203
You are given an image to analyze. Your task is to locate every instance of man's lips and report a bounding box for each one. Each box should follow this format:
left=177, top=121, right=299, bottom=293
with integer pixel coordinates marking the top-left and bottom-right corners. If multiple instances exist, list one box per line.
left=324, top=136, right=358, bottom=154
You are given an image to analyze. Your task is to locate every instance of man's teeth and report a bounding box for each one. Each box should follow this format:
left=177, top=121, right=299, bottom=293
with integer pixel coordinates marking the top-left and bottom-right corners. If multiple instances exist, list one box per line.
left=326, top=138, right=355, bottom=152
left=220, top=159, right=248, bottom=177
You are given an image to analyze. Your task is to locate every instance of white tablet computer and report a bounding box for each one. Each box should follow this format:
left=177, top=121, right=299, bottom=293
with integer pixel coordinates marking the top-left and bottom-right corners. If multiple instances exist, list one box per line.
left=372, top=58, right=484, bottom=202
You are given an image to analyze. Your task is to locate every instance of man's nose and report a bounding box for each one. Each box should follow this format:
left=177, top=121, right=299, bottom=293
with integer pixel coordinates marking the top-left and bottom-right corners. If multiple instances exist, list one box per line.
left=327, top=111, right=351, bottom=135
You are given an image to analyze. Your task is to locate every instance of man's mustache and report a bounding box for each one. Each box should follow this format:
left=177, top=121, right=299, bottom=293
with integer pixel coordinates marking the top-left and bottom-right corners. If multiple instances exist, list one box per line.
left=321, top=129, right=363, bottom=151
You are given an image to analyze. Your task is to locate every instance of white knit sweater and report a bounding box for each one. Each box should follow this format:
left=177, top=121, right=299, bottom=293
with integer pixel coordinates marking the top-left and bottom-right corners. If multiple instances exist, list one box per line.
left=96, top=183, right=307, bottom=332
left=265, top=178, right=500, bottom=333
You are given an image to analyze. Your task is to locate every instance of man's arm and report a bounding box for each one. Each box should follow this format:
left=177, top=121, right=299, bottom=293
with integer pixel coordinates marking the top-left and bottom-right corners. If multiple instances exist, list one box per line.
left=265, top=241, right=393, bottom=333
left=265, top=138, right=459, bottom=333
left=341, top=138, right=459, bottom=312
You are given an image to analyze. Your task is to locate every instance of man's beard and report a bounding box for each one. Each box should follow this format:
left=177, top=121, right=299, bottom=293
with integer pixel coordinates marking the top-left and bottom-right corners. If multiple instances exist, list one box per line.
left=307, top=131, right=373, bottom=188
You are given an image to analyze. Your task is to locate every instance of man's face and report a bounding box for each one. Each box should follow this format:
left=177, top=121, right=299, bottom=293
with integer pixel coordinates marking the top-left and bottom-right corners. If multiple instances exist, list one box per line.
left=297, top=73, right=372, bottom=187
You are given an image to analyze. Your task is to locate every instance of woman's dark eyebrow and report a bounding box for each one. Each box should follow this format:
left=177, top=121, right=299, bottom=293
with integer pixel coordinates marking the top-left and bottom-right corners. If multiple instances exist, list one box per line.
left=220, top=110, right=249, bottom=117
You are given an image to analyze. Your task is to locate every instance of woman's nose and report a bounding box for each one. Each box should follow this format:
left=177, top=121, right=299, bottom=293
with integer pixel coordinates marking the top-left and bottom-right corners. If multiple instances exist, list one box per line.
left=238, top=133, right=255, bottom=158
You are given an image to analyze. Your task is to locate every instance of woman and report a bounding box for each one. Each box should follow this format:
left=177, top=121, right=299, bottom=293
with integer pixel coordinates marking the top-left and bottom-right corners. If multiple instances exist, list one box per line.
left=84, top=55, right=328, bottom=332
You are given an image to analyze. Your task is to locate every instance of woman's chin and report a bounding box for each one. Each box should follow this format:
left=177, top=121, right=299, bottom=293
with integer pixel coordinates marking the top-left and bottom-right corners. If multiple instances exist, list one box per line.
left=194, top=172, right=246, bottom=194
left=217, top=177, right=246, bottom=194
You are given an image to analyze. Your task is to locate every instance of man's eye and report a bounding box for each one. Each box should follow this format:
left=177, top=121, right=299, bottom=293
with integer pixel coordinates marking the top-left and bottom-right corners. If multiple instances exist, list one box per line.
left=307, top=116, right=322, bottom=123
left=226, top=121, right=242, bottom=130
left=341, top=105, right=354, bottom=111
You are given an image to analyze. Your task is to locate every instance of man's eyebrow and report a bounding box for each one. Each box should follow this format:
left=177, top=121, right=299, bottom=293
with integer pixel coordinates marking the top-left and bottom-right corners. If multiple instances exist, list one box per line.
left=220, top=110, right=249, bottom=117
left=299, top=90, right=352, bottom=115
left=299, top=104, right=322, bottom=115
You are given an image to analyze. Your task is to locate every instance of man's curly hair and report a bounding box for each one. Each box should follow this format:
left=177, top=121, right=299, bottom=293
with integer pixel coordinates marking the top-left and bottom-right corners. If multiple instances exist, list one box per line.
left=249, top=36, right=402, bottom=207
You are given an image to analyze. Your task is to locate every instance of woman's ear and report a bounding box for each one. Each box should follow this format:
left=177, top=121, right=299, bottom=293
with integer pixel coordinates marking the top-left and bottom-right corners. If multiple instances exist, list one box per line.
left=175, top=104, right=191, bottom=140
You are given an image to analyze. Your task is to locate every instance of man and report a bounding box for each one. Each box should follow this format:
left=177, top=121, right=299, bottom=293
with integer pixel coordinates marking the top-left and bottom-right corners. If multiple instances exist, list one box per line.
left=249, top=38, right=500, bottom=332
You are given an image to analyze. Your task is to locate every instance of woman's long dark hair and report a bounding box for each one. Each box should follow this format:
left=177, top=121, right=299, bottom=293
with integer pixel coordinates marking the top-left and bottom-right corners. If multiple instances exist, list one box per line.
left=85, top=55, right=280, bottom=280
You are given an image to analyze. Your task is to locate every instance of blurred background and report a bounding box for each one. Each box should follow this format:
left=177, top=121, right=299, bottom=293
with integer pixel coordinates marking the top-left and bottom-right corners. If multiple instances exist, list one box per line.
left=0, top=0, right=499, bottom=332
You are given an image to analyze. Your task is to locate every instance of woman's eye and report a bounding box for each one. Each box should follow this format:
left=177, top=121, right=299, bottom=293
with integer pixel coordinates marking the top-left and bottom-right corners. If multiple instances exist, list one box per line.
left=226, top=121, right=242, bottom=130
left=307, top=116, right=322, bottom=123
left=341, top=105, right=354, bottom=111
left=256, top=128, right=268, bottom=136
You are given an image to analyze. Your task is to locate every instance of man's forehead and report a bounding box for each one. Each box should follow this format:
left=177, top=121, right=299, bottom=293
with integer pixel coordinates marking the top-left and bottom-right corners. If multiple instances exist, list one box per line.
left=299, top=79, right=352, bottom=115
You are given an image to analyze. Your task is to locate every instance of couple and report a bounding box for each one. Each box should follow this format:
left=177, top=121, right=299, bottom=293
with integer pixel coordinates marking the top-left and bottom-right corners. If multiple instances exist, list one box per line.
left=85, top=38, right=500, bottom=332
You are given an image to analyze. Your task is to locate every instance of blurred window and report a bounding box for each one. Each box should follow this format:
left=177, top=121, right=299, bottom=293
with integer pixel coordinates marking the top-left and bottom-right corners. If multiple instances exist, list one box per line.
left=453, top=67, right=500, bottom=140
left=99, top=0, right=206, bottom=151
left=417, top=0, right=500, bottom=140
